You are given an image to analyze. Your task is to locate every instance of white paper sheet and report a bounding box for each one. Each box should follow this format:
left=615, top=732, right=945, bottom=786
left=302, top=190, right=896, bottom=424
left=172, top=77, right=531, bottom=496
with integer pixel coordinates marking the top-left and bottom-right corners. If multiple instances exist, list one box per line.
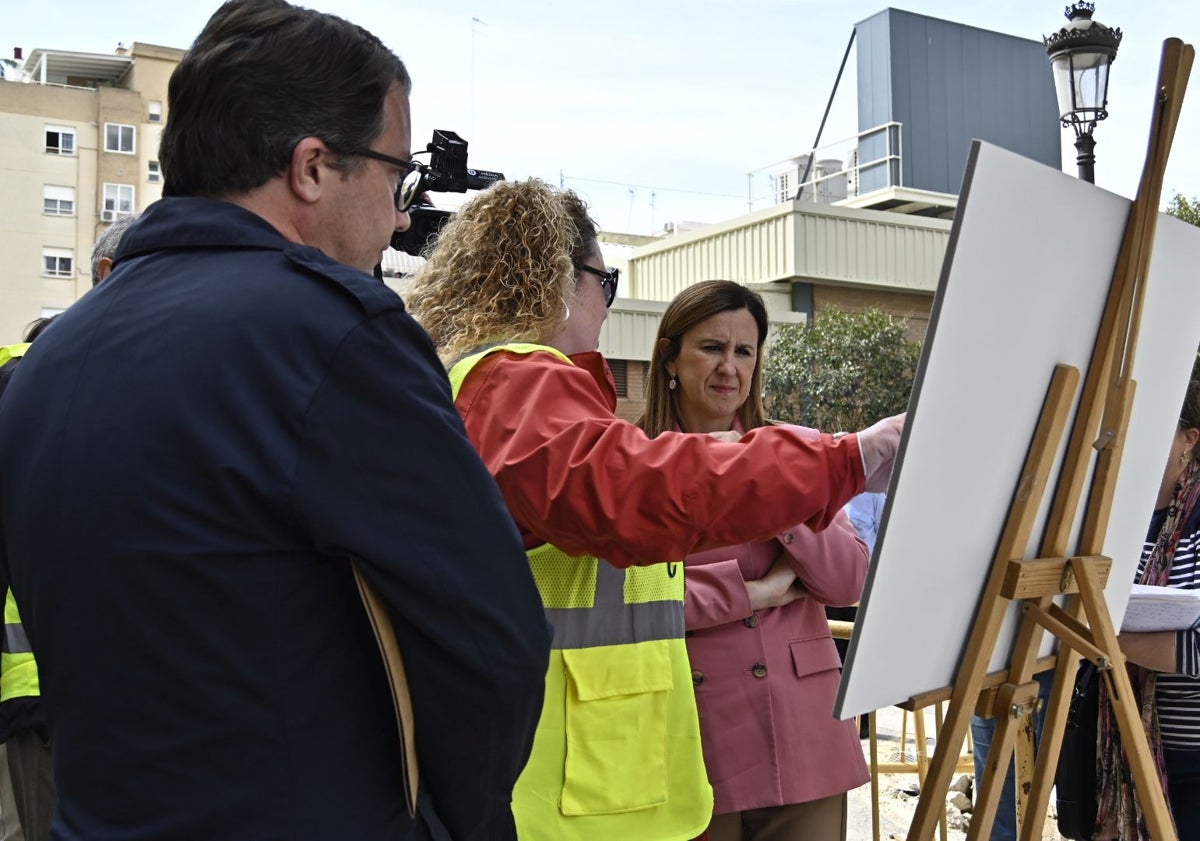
left=1120, top=584, right=1200, bottom=633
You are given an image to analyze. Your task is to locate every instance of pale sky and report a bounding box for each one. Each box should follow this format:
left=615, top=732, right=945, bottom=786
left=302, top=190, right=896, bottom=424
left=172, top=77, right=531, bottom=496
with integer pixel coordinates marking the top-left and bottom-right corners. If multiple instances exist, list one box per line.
left=6, top=0, right=1198, bottom=234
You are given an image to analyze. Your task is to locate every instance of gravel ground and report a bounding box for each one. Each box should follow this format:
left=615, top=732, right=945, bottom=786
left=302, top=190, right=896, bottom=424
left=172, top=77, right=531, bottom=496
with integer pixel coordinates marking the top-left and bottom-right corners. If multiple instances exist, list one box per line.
left=846, top=705, right=1064, bottom=841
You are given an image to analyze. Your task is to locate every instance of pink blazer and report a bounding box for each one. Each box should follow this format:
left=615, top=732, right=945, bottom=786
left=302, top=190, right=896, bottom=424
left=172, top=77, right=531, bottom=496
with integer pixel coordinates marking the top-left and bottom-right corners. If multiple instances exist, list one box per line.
left=684, top=509, right=870, bottom=814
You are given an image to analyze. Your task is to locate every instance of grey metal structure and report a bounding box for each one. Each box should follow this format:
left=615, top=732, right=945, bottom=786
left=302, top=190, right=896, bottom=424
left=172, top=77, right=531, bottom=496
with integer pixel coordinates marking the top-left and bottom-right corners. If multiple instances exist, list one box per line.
left=854, top=8, right=1060, bottom=198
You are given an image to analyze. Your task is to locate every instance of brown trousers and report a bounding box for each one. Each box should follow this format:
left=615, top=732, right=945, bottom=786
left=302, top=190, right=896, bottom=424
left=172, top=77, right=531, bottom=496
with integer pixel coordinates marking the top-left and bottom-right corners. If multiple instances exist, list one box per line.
left=704, top=792, right=848, bottom=841
left=6, top=730, right=53, bottom=841
left=0, top=743, right=25, bottom=841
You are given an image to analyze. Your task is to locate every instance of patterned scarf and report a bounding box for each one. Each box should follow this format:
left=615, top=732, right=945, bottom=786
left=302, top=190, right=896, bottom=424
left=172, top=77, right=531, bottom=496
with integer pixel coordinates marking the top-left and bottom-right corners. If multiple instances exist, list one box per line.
left=1094, top=457, right=1200, bottom=840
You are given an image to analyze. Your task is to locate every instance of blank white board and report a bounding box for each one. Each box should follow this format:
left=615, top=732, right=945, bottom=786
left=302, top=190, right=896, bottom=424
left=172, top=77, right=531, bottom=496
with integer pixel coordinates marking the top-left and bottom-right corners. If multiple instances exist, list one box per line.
left=836, top=141, right=1200, bottom=718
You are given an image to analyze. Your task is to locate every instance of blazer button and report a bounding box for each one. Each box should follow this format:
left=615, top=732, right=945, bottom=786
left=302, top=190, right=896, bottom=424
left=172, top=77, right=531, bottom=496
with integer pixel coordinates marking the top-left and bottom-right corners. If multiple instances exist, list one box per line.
left=752, top=663, right=767, bottom=678
left=782, top=532, right=795, bottom=544
left=743, top=614, right=760, bottom=628
left=691, top=670, right=704, bottom=686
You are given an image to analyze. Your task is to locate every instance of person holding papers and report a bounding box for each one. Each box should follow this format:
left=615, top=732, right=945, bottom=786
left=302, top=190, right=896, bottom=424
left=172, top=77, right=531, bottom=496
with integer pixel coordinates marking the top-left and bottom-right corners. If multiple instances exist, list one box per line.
left=1101, top=378, right=1200, bottom=841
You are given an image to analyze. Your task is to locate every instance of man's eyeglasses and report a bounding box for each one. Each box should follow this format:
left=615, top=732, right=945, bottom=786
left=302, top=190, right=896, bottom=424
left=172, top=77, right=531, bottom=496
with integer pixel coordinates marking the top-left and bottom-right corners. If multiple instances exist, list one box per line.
left=348, top=148, right=427, bottom=212
left=579, top=265, right=619, bottom=308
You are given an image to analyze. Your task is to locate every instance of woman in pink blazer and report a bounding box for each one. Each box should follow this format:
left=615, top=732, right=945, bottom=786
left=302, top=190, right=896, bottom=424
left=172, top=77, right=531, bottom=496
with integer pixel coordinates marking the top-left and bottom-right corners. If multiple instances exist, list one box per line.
left=639, top=280, right=870, bottom=841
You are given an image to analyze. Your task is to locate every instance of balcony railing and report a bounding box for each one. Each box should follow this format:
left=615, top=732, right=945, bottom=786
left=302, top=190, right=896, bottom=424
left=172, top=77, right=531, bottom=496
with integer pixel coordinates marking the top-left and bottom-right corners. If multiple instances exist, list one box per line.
left=746, top=121, right=904, bottom=212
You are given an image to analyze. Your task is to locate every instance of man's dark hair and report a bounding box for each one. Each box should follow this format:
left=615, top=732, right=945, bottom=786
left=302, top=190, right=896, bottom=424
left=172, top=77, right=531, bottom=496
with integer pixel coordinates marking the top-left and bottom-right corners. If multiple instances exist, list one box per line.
left=160, top=0, right=411, bottom=198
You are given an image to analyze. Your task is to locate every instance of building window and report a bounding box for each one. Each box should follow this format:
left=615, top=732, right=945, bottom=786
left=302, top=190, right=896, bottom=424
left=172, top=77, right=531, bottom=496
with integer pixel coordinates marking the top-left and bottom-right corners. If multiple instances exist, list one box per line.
left=104, top=123, right=136, bottom=154
left=102, top=183, right=135, bottom=220
left=610, top=360, right=629, bottom=398
left=148, top=100, right=163, bottom=122
left=45, top=125, right=76, bottom=155
left=148, top=161, right=161, bottom=183
left=43, top=185, right=76, bottom=216
left=42, top=248, right=74, bottom=278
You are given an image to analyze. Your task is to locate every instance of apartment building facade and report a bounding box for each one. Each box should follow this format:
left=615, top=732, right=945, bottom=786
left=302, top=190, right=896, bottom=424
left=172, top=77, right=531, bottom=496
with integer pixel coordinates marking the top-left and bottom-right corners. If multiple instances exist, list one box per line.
left=0, top=42, right=182, bottom=342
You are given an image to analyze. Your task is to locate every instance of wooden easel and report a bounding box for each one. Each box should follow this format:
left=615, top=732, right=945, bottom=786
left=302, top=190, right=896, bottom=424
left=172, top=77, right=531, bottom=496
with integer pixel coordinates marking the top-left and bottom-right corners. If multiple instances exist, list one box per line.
left=905, top=38, right=1194, bottom=841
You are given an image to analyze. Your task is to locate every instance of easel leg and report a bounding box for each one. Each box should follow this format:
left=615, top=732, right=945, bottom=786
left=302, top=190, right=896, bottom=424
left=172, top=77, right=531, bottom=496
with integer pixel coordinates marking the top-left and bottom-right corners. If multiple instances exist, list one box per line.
left=1021, top=598, right=1087, bottom=841
left=869, top=711, right=881, bottom=841
left=911, top=708, right=949, bottom=841
left=967, top=680, right=1039, bottom=841
left=976, top=582, right=1060, bottom=841
left=1074, top=558, right=1179, bottom=841
left=1013, top=697, right=1037, bottom=830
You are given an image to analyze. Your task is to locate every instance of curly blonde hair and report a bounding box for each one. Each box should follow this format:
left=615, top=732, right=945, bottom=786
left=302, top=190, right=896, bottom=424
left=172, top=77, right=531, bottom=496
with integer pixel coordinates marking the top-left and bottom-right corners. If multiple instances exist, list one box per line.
left=407, top=179, right=598, bottom=362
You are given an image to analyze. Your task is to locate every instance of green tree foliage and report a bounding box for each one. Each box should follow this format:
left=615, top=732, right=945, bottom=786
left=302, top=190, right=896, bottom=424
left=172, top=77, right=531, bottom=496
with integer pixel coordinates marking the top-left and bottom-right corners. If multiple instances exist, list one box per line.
left=1166, top=192, right=1200, bottom=227
left=1173, top=195, right=1200, bottom=375
left=763, top=307, right=921, bottom=431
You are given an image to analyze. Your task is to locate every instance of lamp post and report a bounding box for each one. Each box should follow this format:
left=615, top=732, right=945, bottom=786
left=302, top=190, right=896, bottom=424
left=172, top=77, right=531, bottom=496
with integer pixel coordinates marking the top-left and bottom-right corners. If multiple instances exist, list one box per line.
left=1044, top=2, right=1122, bottom=183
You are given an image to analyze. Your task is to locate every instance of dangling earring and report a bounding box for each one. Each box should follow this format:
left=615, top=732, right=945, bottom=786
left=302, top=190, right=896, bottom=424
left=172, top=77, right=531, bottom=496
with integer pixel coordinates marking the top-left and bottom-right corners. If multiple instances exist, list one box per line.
left=668, top=375, right=677, bottom=391
left=1182, top=450, right=1192, bottom=467
left=563, top=305, right=571, bottom=321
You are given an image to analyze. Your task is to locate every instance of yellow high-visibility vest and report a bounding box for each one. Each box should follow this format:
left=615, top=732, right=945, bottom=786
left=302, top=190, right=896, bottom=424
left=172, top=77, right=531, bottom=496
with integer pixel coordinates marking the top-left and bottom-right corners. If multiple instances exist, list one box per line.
left=0, top=343, right=39, bottom=703
left=0, top=590, right=38, bottom=702
left=0, top=343, right=30, bottom=368
left=449, top=343, right=712, bottom=841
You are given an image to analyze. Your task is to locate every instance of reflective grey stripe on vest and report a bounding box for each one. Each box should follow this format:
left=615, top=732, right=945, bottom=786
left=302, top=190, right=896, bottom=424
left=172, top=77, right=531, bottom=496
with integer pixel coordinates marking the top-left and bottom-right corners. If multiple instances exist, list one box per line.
left=3, top=624, right=30, bottom=655
left=542, top=560, right=683, bottom=651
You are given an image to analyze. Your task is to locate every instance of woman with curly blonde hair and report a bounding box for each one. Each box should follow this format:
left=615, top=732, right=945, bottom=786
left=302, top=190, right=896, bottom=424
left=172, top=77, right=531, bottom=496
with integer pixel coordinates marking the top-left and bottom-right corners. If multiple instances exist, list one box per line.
left=407, top=178, right=902, bottom=841
left=408, top=179, right=595, bottom=362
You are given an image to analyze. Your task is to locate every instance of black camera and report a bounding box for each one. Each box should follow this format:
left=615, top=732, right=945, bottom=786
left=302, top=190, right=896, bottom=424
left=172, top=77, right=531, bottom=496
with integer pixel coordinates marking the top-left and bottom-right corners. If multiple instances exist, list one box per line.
left=390, top=130, right=503, bottom=256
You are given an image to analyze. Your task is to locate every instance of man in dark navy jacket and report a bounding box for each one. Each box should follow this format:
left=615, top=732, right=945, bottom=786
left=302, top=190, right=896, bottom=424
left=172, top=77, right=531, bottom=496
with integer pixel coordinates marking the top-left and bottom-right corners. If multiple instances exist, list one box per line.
left=0, top=1, right=549, bottom=839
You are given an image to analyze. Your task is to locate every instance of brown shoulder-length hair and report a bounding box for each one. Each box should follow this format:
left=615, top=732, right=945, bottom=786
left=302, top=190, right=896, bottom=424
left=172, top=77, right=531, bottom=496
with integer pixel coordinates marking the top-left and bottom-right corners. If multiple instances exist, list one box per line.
left=1181, top=378, right=1200, bottom=465
left=638, top=280, right=769, bottom=438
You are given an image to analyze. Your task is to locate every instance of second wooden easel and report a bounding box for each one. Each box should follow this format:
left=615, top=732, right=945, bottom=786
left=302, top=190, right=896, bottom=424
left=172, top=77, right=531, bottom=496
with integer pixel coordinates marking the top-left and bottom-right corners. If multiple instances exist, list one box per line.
left=904, top=37, right=1195, bottom=841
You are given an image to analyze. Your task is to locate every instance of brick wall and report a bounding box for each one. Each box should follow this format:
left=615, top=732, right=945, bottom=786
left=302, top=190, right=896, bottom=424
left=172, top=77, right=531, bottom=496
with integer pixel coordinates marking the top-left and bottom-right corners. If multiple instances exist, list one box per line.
left=611, top=359, right=648, bottom=423
left=813, top=286, right=934, bottom=344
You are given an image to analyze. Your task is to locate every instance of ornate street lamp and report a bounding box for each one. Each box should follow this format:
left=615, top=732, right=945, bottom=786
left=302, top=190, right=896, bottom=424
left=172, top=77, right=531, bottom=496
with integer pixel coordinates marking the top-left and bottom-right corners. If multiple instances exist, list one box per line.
left=1044, top=2, right=1122, bottom=183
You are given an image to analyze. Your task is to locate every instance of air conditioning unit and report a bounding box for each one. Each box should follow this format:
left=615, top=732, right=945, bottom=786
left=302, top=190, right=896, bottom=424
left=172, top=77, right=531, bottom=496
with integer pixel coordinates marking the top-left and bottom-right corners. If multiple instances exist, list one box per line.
left=100, top=209, right=116, bottom=222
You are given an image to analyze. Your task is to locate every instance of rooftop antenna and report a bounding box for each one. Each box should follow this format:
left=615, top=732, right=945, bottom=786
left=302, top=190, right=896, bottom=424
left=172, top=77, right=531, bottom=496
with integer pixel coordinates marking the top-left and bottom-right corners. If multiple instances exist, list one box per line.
left=470, top=17, right=488, bottom=140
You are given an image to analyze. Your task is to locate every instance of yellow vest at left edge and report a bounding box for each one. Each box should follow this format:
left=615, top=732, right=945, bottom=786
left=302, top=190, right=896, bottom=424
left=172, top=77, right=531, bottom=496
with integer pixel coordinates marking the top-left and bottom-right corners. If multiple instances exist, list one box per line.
left=0, top=343, right=39, bottom=703
left=449, top=343, right=712, bottom=841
